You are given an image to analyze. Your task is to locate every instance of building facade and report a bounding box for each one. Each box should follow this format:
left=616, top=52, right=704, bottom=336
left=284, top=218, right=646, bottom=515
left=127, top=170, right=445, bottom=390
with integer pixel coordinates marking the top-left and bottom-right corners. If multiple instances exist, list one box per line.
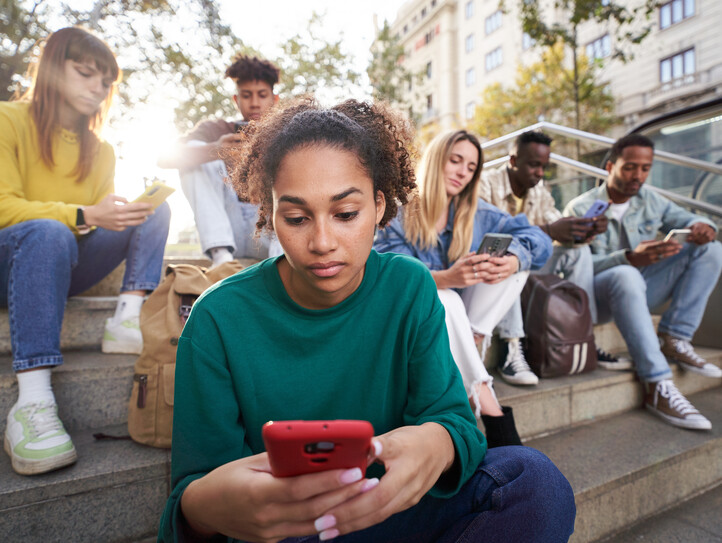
left=383, top=0, right=722, bottom=133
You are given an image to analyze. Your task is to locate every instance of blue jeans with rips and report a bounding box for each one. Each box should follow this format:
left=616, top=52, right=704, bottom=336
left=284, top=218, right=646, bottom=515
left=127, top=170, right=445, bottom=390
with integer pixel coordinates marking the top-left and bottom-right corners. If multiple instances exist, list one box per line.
left=0, top=202, right=170, bottom=372
left=594, top=240, right=722, bottom=382
left=279, top=446, right=576, bottom=543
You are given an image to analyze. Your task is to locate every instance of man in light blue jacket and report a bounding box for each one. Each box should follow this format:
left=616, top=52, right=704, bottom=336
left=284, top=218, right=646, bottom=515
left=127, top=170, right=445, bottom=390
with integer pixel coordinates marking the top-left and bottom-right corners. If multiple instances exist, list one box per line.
left=565, top=134, right=722, bottom=431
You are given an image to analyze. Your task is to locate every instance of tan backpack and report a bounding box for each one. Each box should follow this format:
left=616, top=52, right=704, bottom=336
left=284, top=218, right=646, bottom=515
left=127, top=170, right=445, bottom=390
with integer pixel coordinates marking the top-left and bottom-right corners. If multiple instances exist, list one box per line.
left=127, top=261, right=243, bottom=448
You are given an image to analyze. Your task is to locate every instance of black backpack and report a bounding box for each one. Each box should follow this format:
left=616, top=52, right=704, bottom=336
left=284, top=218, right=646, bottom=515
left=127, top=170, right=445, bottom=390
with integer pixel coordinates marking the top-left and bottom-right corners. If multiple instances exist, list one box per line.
left=521, top=274, right=597, bottom=378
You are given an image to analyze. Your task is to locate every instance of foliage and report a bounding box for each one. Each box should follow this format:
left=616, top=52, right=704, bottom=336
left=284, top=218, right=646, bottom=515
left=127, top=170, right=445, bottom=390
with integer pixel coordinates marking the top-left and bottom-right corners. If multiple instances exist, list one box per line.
left=274, top=11, right=360, bottom=103
left=509, top=0, right=662, bottom=62
left=467, top=42, right=617, bottom=156
left=367, top=19, right=414, bottom=106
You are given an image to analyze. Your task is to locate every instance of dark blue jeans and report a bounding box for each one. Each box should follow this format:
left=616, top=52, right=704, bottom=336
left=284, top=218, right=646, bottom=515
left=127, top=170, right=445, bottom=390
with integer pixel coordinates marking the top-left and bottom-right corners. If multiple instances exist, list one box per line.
left=285, top=446, right=576, bottom=543
left=0, top=202, right=170, bottom=371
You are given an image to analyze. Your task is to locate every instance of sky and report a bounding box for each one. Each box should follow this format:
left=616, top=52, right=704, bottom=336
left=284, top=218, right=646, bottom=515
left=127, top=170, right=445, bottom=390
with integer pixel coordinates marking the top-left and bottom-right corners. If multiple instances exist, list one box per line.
left=110, top=0, right=410, bottom=242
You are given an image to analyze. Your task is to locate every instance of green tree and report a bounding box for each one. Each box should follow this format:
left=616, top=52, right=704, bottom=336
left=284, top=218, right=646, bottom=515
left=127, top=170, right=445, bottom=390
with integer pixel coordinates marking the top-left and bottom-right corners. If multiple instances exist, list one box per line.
left=506, top=0, right=661, bottom=136
left=274, top=11, right=360, bottom=102
left=468, top=42, right=617, bottom=157
left=367, top=19, right=414, bottom=106
left=1, top=0, right=253, bottom=131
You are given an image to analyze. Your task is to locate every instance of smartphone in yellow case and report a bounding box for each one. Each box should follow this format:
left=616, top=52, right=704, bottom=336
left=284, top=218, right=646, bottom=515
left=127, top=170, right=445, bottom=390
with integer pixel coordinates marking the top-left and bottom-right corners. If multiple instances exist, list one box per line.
left=132, top=181, right=175, bottom=209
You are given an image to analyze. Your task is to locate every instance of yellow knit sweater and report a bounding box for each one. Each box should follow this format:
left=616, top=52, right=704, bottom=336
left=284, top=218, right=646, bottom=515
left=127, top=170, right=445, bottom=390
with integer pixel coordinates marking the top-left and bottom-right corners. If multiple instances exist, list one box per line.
left=0, top=101, right=115, bottom=233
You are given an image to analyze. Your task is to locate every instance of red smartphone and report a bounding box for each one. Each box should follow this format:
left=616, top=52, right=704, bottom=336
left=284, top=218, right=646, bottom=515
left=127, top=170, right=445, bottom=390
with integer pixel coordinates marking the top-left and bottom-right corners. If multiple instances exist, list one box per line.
left=262, top=420, right=374, bottom=477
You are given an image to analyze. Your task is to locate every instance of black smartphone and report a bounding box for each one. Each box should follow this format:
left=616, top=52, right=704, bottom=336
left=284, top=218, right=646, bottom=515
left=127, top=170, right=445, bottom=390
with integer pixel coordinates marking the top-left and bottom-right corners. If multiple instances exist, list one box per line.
left=476, top=233, right=513, bottom=256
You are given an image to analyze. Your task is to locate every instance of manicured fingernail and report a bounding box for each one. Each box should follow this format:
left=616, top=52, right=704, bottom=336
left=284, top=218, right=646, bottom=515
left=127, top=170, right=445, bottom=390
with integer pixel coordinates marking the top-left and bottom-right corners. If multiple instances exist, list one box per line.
left=314, top=514, right=336, bottom=532
left=372, top=440, right=382, bottom=456
left=319, top=528, right=340, bottom=540
left=339, top=467, right=362, bottom=484
left=361, top=477, right=379, bottom=492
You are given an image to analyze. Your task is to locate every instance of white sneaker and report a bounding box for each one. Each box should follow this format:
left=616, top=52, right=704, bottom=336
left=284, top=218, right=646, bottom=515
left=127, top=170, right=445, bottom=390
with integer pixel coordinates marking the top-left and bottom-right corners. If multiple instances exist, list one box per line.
left=644, top=380, right=711, bottom=431
left=4, top=402, right=77, bottom=475
left=102, top=316, right=142, bottom=354
left=497, top=339, right=539, bottom=386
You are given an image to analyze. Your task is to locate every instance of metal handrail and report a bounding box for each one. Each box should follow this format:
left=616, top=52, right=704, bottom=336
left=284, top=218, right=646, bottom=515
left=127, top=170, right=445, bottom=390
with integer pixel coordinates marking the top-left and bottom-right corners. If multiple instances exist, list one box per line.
left=482, top=152, right=722, bottom=218
left=480, top=121, right=722, bottom=177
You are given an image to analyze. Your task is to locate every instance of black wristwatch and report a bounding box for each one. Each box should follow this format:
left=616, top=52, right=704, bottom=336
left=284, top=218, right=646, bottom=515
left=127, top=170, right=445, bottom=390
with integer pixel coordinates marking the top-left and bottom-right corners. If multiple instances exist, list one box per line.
left=76, top=207, right=90, bottom=234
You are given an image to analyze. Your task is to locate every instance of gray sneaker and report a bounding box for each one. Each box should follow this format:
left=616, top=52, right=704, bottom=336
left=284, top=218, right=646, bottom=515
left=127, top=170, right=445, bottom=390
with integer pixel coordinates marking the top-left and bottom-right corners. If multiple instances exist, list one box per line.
left=497, top=339, right=539, bottom=386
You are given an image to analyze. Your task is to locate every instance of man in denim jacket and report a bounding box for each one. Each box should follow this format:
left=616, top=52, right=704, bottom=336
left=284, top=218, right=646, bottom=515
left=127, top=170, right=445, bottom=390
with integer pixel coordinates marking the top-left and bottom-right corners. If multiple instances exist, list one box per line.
left=565, top=134, right=722, bottom=430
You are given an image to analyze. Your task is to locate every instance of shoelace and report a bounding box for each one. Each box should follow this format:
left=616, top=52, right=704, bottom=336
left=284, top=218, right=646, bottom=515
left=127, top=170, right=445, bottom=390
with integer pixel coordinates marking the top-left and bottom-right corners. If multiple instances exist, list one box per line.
left=672, top=339, right=706, bottom=364
left=596, top=348, right=617, bottom=361
left=21, top=403, right=62, bottom=439
left=506, top=341, right=533, bottom=373
left=657, top=380, right=698, bottom=416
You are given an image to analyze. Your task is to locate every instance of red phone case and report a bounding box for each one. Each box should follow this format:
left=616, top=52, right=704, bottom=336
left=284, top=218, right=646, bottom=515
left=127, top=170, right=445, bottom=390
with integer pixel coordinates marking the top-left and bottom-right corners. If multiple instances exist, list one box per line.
left=262, top=420, right=374, bottom=477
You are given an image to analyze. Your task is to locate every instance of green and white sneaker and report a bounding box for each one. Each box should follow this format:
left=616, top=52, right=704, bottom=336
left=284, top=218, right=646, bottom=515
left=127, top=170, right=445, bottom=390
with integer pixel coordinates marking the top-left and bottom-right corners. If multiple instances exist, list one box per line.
left=102, top=316, right=142, bottom=354
left=4, top=402, right=77, bottom=475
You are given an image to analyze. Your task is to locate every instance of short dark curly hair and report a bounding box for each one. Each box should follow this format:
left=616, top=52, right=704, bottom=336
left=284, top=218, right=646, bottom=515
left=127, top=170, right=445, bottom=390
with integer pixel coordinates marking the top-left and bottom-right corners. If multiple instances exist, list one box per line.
left=514, top=131, right=553, bottom=154
left=225, top=54, right=280, bottom=87
left=608, top=133, right=654, bottom=163
left=227, top=96, right=417, bottom=233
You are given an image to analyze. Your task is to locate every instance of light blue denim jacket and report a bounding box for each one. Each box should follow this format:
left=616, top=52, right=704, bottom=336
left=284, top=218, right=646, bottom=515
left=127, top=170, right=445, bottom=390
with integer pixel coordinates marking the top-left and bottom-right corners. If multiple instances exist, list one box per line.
left=374, top=198, right=552, bottom=272
left=564, top=181, right=717, bottom=274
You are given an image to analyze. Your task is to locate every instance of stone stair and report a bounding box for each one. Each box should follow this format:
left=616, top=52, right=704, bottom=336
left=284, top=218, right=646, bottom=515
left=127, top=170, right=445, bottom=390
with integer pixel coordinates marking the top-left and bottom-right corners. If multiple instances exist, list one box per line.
left=0, top=268, right=720, bottom=542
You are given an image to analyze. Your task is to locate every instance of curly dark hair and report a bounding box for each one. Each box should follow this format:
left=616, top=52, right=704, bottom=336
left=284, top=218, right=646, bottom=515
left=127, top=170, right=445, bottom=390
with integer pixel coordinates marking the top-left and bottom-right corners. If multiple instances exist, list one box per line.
left=608, top=133, right=654, bottom=163
left=225, top=54, right=280, bottom=87
left=514, top=131, right=553, bottom=154
left=227, top=97, right=417, bottom=233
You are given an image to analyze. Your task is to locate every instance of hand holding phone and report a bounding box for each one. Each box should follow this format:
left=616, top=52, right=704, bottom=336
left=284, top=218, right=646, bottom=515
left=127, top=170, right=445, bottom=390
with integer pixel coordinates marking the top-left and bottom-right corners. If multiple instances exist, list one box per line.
left=476, top=233, right=513, bottom=257
left=132, top=180, right=175, bottom=209
left=262, top=420, right=373, bottom=477
left=663, top=228, right=691, bottom=244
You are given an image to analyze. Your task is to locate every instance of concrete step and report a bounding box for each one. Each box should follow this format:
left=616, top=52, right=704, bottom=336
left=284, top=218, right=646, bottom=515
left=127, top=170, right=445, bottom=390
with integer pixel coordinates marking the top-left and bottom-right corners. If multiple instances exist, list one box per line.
left=595, top=482, right=722, bottom=542
left=0, top=297, right=116, bottom=356
left=528, top=386, right=722, bottom=543
left=492, top=346, right=722, bottom=440
left=0, top=351, right=135, bottom=434
left=0, top=423, right=169, bottom=543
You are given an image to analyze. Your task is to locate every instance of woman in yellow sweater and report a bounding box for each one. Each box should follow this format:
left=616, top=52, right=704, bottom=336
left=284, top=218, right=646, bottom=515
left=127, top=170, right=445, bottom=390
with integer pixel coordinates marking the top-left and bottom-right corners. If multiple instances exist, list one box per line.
left=0, top=27, right=170, bottom=475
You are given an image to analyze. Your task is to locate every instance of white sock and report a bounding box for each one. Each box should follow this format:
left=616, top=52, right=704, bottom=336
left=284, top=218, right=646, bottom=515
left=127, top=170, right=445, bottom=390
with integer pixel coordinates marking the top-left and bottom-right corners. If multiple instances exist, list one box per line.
left=112, top=293, right=144, bottom=323
left=16, top=368, right=55, bottom=407
left=210, top=247, right=234, bottom=267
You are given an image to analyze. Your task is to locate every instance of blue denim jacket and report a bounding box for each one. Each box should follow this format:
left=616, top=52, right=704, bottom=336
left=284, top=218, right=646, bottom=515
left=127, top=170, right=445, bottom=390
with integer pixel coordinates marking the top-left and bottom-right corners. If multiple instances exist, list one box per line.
left=564, top=182, right=717, bottom=273
left=374, top=198, right=552, bottom=272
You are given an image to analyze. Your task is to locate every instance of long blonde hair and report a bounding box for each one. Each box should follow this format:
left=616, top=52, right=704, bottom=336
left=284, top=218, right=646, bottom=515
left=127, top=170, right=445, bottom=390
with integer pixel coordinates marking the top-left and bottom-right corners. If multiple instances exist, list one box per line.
left=404, top=130, right=483, bottom=262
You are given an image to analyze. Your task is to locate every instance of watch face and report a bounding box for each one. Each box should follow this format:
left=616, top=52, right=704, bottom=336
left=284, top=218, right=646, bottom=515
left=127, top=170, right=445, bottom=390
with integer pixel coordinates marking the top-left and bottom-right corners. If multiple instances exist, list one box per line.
left=76, top=207, right=86, bottom=226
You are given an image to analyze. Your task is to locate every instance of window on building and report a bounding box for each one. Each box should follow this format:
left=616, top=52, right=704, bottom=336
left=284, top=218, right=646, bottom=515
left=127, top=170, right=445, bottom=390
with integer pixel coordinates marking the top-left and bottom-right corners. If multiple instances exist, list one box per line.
left=466, top=102, right=476, bottom=120
left=431, top=0, right=437, bottom=7
left=426, top=94, right=433, bottom=112
left=660, top=0, right=695, bottom=29
left=485, top=10, right=503, bottom=34
left=403, top=24, right=408, bottom=34
left=585, top=34, right=611, bottom=60
left=522, top=32, right=535, bottom=51
left=466, top=67, right=476, bottom=87
left=485, top=47, right=503, bottom=71
left=465, top=0, right=474, bottom=19
left=421, top=7, right=427, bottom=18
left=426, top=61, right=433, bottom=79
left=466, top=33, right=475, bottom=53
left=660, top=48, right=695, bottom=83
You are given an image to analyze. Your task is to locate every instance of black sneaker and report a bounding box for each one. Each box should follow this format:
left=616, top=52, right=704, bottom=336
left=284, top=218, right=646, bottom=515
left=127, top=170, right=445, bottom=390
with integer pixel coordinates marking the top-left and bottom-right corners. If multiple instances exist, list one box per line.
left=497, top=339, right=538, bottom=385
left=596, top=348, right=633, bottom=371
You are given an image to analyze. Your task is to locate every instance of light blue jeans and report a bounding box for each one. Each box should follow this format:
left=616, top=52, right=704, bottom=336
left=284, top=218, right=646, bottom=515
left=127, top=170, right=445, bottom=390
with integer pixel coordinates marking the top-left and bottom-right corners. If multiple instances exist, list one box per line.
left=0, top=203, right=170, bottom=372
left=594, top=240, right=722, bottom=382
left=179, top=151, right=282, bottom=259
left=497, top=245, right=596, bottom=338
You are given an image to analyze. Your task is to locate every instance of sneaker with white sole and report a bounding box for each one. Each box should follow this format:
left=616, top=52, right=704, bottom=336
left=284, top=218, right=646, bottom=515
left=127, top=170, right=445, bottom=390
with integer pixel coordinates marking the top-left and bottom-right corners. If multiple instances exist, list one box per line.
left=596, top=348, right=633, bottom=371
left=659, top=333, right=722, bottom=378
left=644, top=379, right=711, bottom=430
left=497, top=339, right=539, bottom=386
left=4, top=402, right=77, bottom=475
left=102, top=316, right=142, bottom=354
